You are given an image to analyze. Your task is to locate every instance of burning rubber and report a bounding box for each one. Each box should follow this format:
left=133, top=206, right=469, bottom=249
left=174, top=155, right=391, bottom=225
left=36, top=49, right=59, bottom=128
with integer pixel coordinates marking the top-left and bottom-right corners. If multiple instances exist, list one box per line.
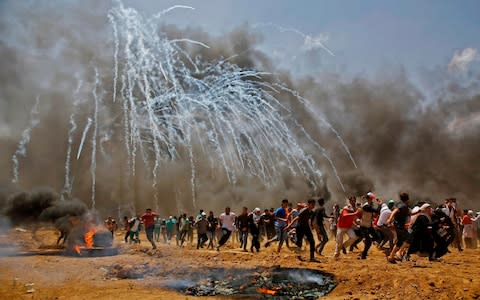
left=68, top=227, right=118, bottom=257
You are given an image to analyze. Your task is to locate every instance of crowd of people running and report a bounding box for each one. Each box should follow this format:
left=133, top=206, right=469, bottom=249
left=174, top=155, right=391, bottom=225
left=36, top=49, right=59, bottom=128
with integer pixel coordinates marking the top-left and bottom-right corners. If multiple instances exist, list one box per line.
left=108, top=192, right=479, bottom=263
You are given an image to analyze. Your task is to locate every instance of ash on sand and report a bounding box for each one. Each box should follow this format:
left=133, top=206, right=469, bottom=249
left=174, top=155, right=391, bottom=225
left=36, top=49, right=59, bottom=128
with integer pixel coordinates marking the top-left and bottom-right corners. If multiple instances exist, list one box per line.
left=107, top=265, right=336, bottom=299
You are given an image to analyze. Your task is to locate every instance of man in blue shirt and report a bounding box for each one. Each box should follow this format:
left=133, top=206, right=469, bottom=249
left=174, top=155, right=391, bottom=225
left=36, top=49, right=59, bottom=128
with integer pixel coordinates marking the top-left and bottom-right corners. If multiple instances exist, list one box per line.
left=264, top=199, right=289, bottom=253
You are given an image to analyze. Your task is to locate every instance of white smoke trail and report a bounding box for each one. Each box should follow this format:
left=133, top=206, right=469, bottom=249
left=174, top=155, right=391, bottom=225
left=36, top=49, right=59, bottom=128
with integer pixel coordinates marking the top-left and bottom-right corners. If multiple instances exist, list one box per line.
left=108, top=12, right=119, bottom=103
left=62, top=79, right=83, bottom=199
left=76, top=117, right=92, bottom=160
left=169, top=39, right=210, bottom=49
left=152, top=5, right=195, bottom=19
left=188, top=136, right=197, bottom=210
left=272, top=83, right=358, bottom=170
left=12, top=2, right=352, bottom=208
left=11, top=96, right=41, bottom=184
left=252, top=22, right=335, bottom=57
left=90, top=68, right=101, bottom=209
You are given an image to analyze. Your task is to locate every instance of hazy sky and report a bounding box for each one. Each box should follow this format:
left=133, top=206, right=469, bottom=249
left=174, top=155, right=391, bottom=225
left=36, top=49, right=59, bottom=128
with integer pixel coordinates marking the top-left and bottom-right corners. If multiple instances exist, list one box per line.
left=125, top=0, right=480, bottom=76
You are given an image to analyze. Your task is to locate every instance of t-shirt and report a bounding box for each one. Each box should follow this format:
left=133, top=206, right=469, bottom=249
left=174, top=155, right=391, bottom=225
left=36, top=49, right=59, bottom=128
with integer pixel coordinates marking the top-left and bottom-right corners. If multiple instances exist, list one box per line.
left=237, top=214, right=249, bottom=231
left=297, top=208, right=314, bottom=228
left=462, top=215, right=472, bottom=225
left=261, top=214, right=274, bottom=228
left=219, top=212, right=236, bottom=231
left=394, top=202, right=410, bottom=228
left=130, top=218, right=140, bottom=232
left=377, top=204, right=392, bottom=226
left=314, top=207, right=327, bottom=226
left=141, top=212, right=157, bottom=228
left=274, top=207, right=287, bottom=227
left=337, top=206, right=357, bottom=229
left=179, top=217, right=190, bottom=231
left=196, top=219, right=209, bottom=234
left=290, top=209, right=299, bottom=227
left=154, top=218, right=162, bottom=229
left=166, top=218, right=175, bottom=231
left=207, top=216, right=218, bottom=231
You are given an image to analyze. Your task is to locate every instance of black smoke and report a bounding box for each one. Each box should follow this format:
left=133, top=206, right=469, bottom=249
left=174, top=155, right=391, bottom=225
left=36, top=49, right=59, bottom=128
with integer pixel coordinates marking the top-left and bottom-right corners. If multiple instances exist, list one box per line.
left=2, top=187, right=87, bottom=226
left=340, top=170, right=375, bottom=197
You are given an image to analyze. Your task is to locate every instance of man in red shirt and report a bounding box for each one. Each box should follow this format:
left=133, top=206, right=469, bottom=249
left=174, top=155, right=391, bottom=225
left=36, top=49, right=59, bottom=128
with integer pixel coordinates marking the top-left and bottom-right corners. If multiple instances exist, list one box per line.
left=141, top=208, right=158, bottom=249
left=333, top=196, right=360, bottom=259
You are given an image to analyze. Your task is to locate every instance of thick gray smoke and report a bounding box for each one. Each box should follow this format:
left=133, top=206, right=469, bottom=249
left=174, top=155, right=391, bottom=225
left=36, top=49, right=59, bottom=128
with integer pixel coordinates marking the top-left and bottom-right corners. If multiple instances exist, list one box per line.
left=2, top=187, right=87, bottom=226
left=0, top=0, right=478, bottom=217
left=339, top=170, right=375, bottom=197
left=295, top=72, right=480, bottom=207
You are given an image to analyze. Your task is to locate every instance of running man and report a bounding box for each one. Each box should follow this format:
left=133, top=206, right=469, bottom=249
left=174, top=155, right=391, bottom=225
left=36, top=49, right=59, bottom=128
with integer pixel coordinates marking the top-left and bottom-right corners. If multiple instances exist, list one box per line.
left=141, top=208, right=158, bottom=249
left=264, top=199, right=289, bottom=253
left=333, top=196, right=360, bottom=259
left=313, top=198, right=332, bottom=255
left=217, top=207, right=237, bottom=251
left=286, top=199, right=318, bottom=262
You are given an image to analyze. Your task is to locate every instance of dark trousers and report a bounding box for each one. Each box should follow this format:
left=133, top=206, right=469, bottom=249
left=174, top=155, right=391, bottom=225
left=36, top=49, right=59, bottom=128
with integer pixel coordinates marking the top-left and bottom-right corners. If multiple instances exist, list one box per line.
left=266, top=225, right=275, bottom=239
left=145, top=226, right=157, bottom=249
left=239, top=230, right=248, bottom=249
left=218, top=228, right=232, bottom=247
left=296, top=226, right=315, bottom=259
left=124, top=230, right=130, bottom=243
left=251, top=232, right=260, bottom=251
left=166, top=229, right=173, bottom=241
left=316, top=224, right=329, bottom=255
left=197, top=233, right=208, bottom=249
left=180, top=230, right=188, bottom=246
left=359, top=226, right=374, bottom=257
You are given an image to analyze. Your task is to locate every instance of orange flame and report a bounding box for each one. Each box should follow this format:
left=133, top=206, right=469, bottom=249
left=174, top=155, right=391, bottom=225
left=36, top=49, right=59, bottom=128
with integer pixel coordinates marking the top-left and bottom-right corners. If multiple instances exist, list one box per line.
left=73, top=245, right=81, bottom=255
left=84, top=227, right=97, bottom=248
left=257, top=288, right=277, bottom=296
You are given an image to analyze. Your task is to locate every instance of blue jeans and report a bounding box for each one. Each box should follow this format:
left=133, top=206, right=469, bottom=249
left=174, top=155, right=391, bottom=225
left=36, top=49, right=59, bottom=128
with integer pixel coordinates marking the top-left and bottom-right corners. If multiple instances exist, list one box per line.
left=145, top=225, right=157, bottom=249
left=275, top=224, right=287, bottom=242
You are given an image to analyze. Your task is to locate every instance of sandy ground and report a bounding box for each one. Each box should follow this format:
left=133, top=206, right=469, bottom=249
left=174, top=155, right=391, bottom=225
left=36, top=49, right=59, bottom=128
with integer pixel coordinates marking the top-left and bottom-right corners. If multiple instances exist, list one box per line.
left=1, top=228, right=479, bottom=300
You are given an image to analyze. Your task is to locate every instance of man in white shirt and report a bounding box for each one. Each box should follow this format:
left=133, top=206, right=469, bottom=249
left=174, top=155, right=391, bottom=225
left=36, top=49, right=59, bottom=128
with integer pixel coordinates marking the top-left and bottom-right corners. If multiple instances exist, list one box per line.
left=217, top=207, right=236, bottom=251
left=377, top=200, right=395, bottom=254
left=129, top=216, right=141, bottom=244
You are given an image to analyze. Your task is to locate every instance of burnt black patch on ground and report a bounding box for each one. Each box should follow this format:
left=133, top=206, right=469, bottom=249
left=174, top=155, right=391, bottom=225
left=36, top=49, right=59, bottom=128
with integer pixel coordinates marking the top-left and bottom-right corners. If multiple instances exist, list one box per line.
left=106, top=265, right=336, bottom=299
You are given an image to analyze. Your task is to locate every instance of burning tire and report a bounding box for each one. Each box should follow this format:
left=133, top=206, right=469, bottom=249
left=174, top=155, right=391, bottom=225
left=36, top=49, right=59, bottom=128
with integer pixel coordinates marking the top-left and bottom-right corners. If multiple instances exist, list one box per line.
left=92, top=230, right=113, bottom=247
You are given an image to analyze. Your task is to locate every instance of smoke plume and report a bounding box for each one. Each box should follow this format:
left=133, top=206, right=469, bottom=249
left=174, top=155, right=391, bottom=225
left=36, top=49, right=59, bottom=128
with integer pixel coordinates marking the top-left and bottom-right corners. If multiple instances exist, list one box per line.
left=2, top=187, right=87, bottom=226
left=0, top=0, right=479, bottom=218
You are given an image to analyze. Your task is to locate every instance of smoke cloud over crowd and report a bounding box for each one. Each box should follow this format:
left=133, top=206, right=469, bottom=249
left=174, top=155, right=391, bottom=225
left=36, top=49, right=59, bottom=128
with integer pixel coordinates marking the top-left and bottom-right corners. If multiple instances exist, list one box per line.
left=0, top=0, right=478, bottom=221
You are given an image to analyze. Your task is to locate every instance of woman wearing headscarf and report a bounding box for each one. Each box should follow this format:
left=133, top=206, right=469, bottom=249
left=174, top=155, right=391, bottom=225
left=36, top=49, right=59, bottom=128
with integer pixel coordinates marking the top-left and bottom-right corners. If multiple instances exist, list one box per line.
left=462, top=210, right=480, bottom=249
left=248, top=208, right=262, bottom=252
